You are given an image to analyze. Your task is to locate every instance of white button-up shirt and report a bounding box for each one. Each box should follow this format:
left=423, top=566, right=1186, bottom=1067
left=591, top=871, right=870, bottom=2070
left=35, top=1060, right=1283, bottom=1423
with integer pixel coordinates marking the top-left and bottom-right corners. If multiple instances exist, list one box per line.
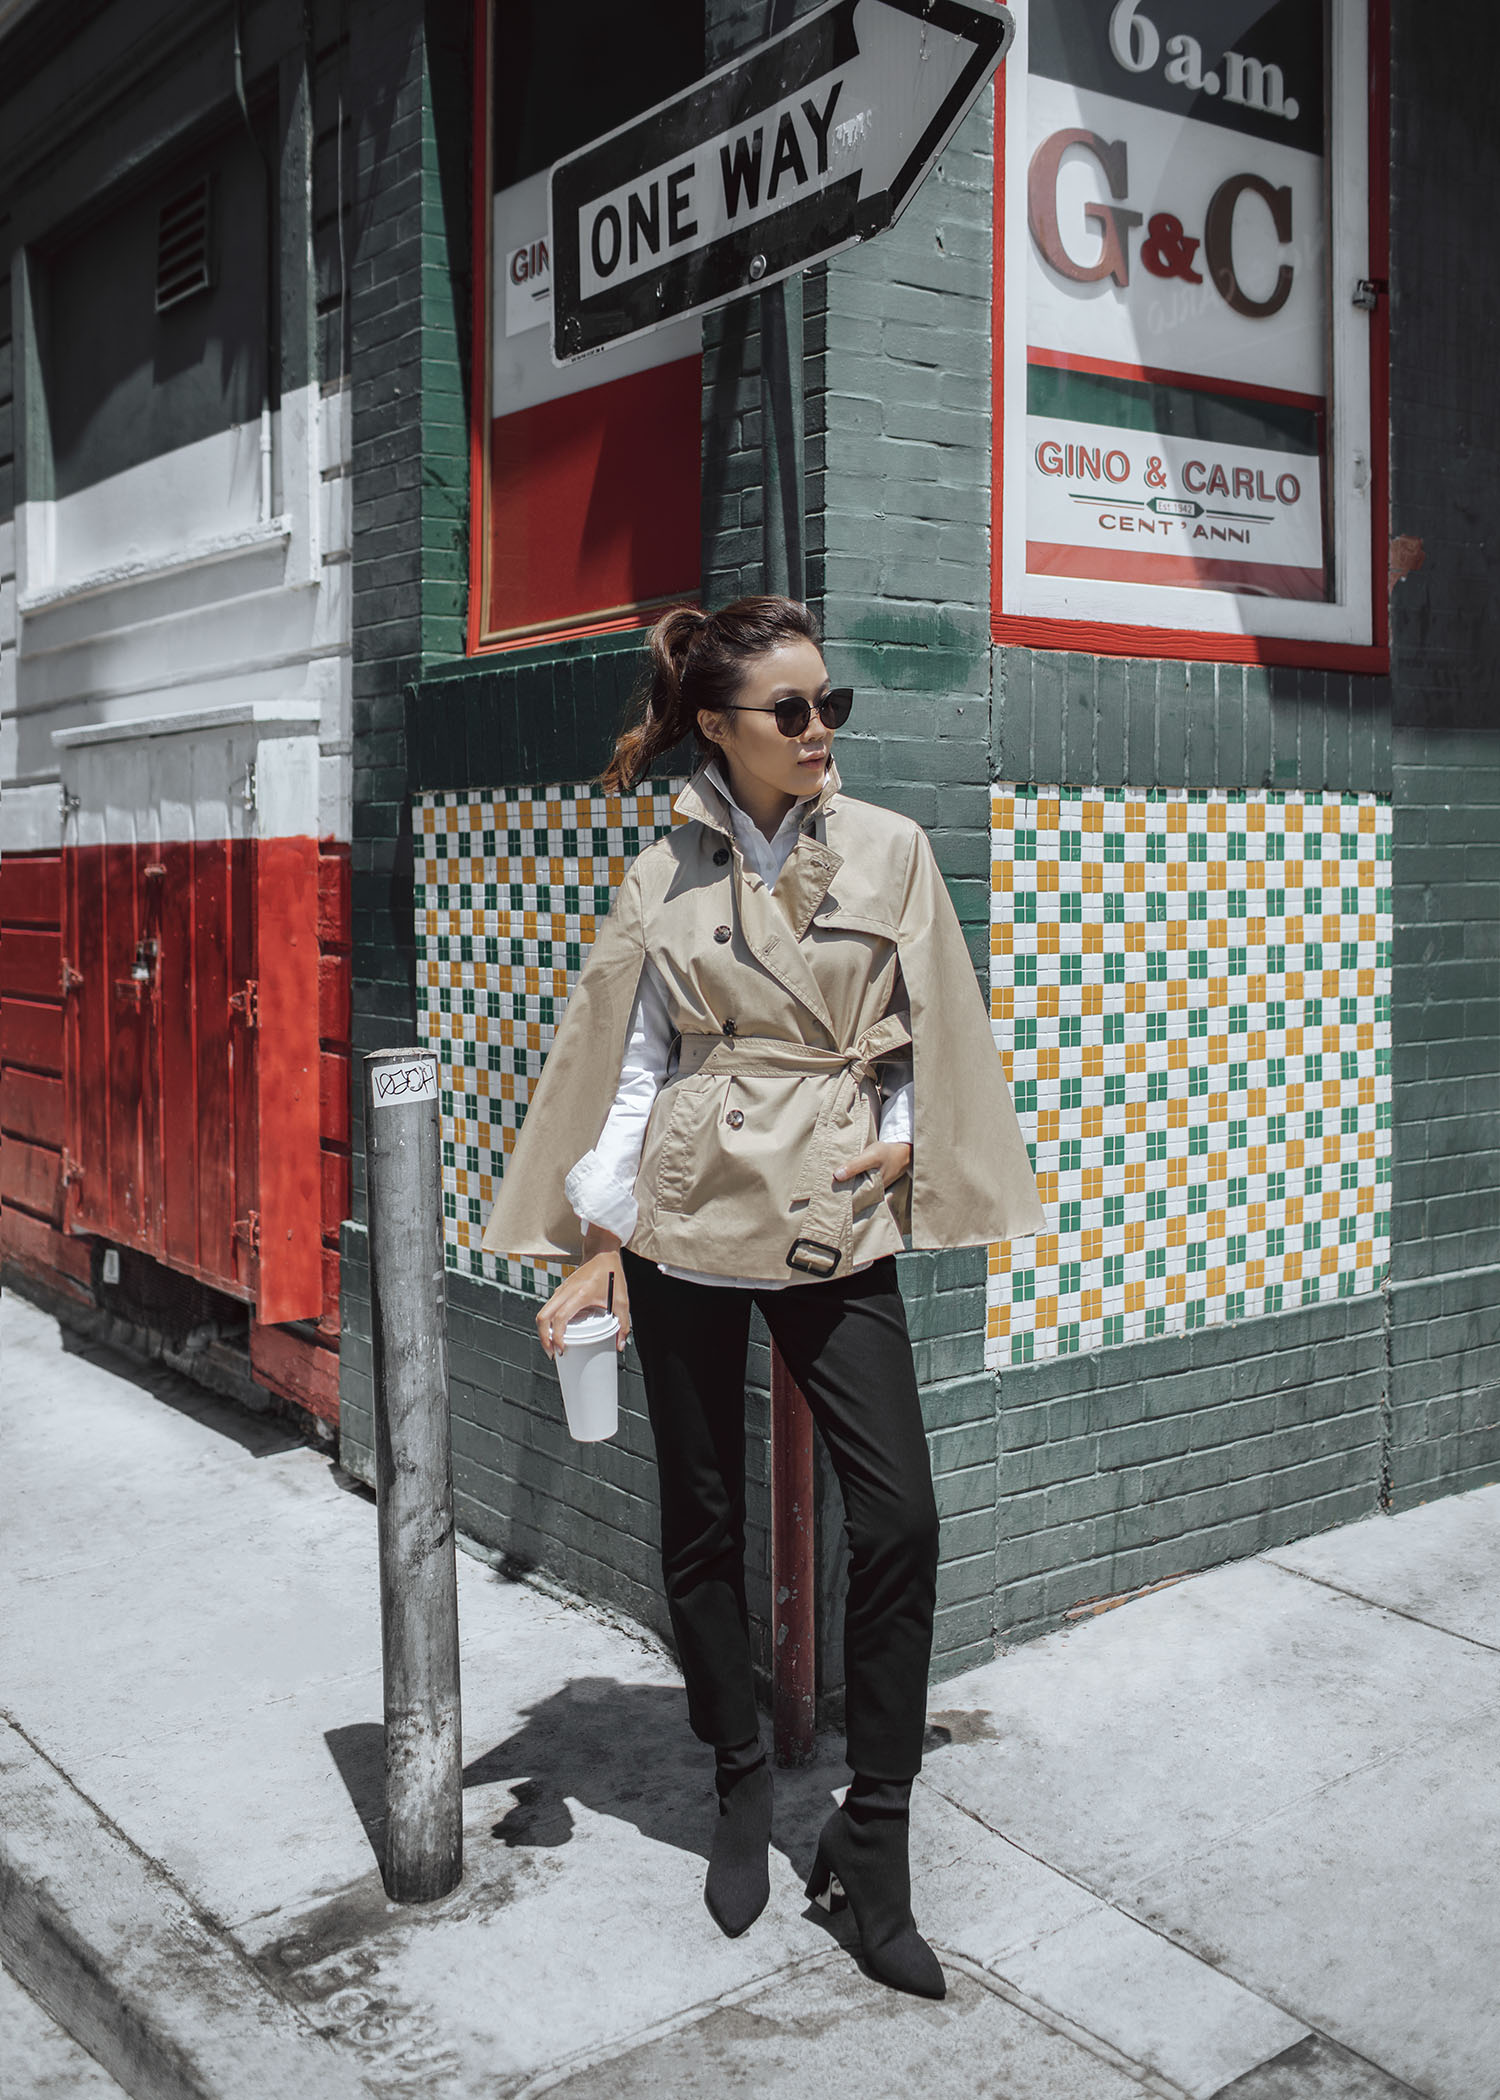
left=565, top=763, right=915, bottom=1288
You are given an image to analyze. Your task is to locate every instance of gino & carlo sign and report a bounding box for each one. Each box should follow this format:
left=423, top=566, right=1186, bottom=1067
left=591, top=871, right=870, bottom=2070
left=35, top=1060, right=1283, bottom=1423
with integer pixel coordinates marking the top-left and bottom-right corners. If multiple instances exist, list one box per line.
left=1000, top=0, right=1376, bottom=634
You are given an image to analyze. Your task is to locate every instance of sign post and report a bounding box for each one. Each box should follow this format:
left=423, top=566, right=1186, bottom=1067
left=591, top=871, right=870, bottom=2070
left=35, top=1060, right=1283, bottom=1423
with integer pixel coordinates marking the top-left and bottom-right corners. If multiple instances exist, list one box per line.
left=550, top=0, right=1014, bottom=361
left=365, top=1047, right=463, bottom=1904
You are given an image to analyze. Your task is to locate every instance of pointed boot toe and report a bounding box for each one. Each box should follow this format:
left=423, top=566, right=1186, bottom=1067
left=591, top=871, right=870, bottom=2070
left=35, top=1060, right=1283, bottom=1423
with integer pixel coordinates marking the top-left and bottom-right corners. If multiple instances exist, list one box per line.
left=867, top=1920, right=946, bottom=1999
left=704, top=1762, right=773, bottom=1937
left=806, top=1805, right=946, bottom=1999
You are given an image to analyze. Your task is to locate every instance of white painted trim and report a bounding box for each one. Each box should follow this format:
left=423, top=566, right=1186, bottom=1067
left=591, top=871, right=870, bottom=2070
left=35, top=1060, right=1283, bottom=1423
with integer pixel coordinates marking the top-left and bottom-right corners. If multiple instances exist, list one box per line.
left=52, top=700, right=322, bottom=749
left=0, top=782, right=63, bottom=854
left=17, top=521, right=293, bottom=617
left=56, top=723, right=324, bottom=845
left=24, top=639, right=350, bottom=715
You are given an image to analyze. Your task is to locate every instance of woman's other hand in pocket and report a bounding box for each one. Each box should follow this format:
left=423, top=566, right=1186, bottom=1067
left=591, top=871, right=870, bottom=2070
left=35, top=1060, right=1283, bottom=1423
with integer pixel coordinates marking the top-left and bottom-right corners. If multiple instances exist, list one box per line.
left=833, top=1141, right=912, bottom=1192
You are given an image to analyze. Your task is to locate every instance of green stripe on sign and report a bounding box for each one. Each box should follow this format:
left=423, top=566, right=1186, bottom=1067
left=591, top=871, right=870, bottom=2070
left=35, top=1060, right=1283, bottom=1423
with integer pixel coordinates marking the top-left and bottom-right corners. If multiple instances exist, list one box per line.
left=1027, top=363, right=1322, bottom=458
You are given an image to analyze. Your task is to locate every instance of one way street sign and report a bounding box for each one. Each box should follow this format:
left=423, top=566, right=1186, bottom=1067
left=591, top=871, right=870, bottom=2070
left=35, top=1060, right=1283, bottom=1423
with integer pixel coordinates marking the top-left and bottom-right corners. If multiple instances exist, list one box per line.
left=549, top=0, right=1014, bottom=362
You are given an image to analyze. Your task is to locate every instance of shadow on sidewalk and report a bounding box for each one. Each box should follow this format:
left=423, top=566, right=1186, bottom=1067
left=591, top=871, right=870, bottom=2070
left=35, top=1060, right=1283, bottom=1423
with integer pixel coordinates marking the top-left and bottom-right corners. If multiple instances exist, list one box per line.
left=56, top=1325, right=302, bottom=1460
left=326, top=1677, right=854, bottom=1878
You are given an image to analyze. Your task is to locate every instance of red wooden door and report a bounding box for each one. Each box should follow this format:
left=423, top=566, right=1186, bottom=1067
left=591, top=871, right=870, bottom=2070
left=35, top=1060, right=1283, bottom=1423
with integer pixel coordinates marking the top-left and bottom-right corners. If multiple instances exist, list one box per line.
left=63, top=839, right=256, bottom=1298
left=63, top=825, right=321, bottom=1320
left=65, top=843, right=163, bottom=1257
left=249, top=829, right=322, bottom=1323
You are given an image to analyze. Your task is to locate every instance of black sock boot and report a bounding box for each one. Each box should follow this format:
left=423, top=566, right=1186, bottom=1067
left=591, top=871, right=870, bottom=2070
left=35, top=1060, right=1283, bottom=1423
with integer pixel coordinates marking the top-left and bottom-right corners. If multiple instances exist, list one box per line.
left=703, top=1739, right=772, bottom=1938
left=805, top=1775, right=945, bottom=1999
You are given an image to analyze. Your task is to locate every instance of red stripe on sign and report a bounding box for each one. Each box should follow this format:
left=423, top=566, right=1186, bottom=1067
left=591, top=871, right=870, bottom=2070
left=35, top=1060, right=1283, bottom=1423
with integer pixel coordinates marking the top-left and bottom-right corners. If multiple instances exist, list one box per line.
left=487, top=356, right=701, bottom=640
left=1026, top=542, right=1329, bottom=603
left=1027, top=347, right=1327, bottom=416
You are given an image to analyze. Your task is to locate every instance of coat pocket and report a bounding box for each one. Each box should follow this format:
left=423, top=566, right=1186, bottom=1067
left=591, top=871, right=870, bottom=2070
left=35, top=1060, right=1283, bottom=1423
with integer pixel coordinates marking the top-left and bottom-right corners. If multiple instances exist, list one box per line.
left=646, top=1073, right=726, bottom=1216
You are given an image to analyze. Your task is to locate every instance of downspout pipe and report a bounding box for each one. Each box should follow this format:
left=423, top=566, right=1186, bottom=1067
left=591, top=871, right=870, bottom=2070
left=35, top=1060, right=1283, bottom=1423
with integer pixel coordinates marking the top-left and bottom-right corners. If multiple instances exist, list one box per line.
left=233, top=0, right=276, bottom=521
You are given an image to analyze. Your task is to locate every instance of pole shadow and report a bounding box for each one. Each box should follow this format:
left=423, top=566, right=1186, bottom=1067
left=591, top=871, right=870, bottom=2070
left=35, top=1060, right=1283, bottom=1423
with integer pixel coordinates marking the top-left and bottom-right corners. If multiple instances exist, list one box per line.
left=323, top=1720, right=388, bottom=1859
left=325, top=1677, right=857, bottom=1879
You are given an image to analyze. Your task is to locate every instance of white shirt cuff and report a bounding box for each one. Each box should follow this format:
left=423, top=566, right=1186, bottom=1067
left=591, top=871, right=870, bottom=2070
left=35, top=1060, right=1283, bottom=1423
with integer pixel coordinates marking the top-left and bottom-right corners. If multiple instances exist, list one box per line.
left=878, top=1078, right=914, bottom=1148
left=565, top=1150, right=640, bottom=1241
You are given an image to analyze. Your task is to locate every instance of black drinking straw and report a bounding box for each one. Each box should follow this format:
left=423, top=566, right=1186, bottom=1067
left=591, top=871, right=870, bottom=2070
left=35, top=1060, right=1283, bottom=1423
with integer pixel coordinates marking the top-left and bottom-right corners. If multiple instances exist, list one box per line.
left=606, top=1271, right=615, bottom=1316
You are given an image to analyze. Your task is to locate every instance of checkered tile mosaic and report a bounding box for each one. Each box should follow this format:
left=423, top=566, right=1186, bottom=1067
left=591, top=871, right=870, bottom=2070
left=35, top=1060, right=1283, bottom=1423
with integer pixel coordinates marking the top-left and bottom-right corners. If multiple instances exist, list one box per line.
left=413, top=783, right=685, bottom=1294
left=989, top=787, right=1393, bottom=1366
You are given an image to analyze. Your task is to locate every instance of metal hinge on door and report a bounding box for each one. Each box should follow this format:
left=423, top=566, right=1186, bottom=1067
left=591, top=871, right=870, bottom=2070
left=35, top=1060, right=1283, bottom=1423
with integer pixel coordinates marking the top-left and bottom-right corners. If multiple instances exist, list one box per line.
left=60, top=959, right=84, bottom=993
left=229, top=980, right=260, bottom=1028
left=59, top=1151, right=84, bottom=1189
left=233, top=1212, right=262, bottom=1256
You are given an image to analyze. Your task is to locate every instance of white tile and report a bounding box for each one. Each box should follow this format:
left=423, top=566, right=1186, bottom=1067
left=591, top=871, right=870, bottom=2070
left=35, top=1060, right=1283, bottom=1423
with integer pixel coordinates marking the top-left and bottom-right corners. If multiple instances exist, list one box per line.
left=988, top=790, right=1392, bottom=1368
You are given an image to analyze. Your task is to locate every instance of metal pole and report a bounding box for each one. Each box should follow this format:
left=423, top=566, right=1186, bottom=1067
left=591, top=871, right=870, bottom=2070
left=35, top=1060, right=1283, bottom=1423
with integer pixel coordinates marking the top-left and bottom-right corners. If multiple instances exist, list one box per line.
left=364, top=1046, right=463, bottom=1902
left=770, top=1344, right=817, bottom=1765
left=759, top=274, right=805, bottom=600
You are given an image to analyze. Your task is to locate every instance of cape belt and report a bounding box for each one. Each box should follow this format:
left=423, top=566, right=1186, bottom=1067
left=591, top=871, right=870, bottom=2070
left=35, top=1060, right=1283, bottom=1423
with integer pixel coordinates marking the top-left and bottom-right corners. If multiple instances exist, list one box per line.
left=674, top=1014, right=913, bottom=1276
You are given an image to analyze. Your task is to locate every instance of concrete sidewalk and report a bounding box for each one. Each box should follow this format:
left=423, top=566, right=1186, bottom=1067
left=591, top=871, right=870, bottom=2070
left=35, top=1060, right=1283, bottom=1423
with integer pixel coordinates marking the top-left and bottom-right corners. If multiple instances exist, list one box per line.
left=1, top=1286, right=1497, bottom=2100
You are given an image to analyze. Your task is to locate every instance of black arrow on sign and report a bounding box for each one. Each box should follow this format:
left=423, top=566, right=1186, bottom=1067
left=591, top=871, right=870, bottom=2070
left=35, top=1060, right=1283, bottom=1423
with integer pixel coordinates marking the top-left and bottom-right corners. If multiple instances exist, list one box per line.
left=550, top=0, right=1014, bottom=362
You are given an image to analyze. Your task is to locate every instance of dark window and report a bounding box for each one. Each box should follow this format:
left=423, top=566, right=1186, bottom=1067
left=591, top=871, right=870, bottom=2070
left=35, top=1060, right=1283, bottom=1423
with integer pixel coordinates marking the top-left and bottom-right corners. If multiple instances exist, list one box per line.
left=478, top=0, right=705, bottom=644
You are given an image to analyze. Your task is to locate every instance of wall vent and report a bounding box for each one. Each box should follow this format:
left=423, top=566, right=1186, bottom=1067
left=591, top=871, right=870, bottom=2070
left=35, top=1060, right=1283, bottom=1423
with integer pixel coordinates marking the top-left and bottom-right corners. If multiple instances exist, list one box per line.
left=156, top=178, right=213, bottom=312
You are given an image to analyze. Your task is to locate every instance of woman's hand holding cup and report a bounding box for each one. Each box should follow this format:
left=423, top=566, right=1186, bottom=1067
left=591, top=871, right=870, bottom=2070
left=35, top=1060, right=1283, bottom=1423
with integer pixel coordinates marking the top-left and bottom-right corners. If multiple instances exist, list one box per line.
left=537, top=1224, right=631, bottom=1357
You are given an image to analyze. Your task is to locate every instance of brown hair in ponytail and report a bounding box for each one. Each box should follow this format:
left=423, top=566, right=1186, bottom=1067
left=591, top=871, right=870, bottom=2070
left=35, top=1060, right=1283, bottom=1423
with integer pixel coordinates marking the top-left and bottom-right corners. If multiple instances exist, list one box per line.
left=601, top=596, right=822, bottom=792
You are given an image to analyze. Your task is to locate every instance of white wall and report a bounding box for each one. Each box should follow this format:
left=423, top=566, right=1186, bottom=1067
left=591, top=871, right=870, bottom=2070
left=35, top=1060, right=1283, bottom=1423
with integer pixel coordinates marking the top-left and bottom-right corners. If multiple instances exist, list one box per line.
left=1, top=380, right=352, bottom=855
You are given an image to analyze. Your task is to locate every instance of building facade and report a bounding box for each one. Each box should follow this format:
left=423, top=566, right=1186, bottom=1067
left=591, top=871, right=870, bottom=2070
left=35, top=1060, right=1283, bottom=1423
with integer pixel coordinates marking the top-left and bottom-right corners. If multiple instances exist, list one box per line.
left=3, top=0, right=1496, bottom=1710
left=0, top=0, right=355, bottom=1420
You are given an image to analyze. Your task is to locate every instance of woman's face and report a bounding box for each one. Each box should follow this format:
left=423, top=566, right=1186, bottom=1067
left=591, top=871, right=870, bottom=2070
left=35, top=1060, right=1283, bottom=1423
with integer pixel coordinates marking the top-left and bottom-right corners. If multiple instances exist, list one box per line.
left=698, top=639, right=835, bottom=805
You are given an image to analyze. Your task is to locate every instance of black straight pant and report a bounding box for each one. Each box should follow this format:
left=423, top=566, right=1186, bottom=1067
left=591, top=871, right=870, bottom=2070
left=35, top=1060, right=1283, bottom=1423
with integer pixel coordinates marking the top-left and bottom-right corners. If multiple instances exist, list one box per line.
left=622, top=1250, right=939, bottom=1782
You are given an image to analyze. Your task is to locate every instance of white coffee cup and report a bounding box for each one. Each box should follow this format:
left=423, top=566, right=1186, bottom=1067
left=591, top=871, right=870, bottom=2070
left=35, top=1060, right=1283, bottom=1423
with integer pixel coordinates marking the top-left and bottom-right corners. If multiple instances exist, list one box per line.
left=554, top=1310, right=620, bottom=1442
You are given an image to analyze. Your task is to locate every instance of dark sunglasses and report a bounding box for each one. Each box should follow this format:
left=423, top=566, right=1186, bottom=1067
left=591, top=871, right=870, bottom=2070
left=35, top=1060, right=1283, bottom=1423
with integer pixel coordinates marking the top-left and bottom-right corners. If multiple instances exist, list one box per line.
left=724, top=688, right=854, bottom=738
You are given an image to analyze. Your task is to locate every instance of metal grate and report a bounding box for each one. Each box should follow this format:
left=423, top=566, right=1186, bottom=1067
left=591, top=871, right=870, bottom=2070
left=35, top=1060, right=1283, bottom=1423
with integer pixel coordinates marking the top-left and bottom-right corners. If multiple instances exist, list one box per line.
left=155, top=177, right=212, bottom=312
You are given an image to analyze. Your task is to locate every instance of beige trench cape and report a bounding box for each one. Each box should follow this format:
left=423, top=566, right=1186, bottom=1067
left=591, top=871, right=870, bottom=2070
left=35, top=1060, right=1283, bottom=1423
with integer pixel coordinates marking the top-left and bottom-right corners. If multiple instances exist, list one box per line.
left=483, top=763, right=1044, bottom=1280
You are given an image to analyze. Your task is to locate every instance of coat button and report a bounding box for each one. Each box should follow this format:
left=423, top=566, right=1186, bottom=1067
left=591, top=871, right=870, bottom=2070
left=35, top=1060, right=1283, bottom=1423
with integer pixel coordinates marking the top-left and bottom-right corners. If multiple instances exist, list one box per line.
left=713, top=847, right=730, bottom=865
left=713, top=924, right=731, bottom=943
left=725, top=1108, right=744, bottom=1129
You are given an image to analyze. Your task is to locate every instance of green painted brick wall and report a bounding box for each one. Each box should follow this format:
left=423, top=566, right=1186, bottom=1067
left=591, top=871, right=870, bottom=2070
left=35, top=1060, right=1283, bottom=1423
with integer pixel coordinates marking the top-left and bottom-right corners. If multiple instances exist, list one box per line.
left=339, top=0, right=1499, bottom=1693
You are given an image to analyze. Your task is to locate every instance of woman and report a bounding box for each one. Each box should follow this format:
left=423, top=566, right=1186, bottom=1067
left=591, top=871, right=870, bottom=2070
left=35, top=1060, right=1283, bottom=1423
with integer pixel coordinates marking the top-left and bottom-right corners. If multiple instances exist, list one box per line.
left=484, top=597, right=1041, bottom=1998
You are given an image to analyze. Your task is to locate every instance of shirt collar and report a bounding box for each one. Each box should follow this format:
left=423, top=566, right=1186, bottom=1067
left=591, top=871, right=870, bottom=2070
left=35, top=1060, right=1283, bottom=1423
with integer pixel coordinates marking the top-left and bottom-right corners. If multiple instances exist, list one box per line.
left=704, top=759, right=807, bottom=854
left=675, top=754, right=841, bottom=841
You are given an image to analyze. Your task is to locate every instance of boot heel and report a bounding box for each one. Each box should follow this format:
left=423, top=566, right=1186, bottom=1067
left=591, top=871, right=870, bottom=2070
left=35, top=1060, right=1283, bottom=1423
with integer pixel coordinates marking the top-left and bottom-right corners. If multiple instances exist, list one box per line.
left=804, top=1849, right=847, bottom=1912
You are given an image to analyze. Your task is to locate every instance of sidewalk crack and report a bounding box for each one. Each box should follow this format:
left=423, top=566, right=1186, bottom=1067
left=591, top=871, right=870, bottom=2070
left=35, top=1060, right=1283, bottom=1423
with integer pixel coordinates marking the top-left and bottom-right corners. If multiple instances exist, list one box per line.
left=1262, top=1555, right=1500, bottom=1657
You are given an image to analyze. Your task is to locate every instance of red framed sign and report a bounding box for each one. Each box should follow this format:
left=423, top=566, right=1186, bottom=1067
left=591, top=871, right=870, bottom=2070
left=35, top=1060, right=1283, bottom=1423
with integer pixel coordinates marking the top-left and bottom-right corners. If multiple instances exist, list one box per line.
left=992, top=0, right=1389, bottom=669
left=467, top=0, right=705, bottom=654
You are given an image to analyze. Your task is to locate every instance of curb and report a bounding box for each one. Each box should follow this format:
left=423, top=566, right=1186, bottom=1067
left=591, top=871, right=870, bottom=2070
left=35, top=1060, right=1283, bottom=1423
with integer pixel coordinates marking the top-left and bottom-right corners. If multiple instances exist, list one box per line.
left=0, top=1718, right=376, bottom=2100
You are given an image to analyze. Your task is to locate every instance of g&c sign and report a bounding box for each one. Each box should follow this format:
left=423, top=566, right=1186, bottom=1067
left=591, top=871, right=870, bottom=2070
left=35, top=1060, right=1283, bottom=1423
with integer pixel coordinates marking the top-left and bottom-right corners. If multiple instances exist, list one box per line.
left=1028, top=130, right=1296, bottom=320
left=993, top=0, right=1383, bottom=664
